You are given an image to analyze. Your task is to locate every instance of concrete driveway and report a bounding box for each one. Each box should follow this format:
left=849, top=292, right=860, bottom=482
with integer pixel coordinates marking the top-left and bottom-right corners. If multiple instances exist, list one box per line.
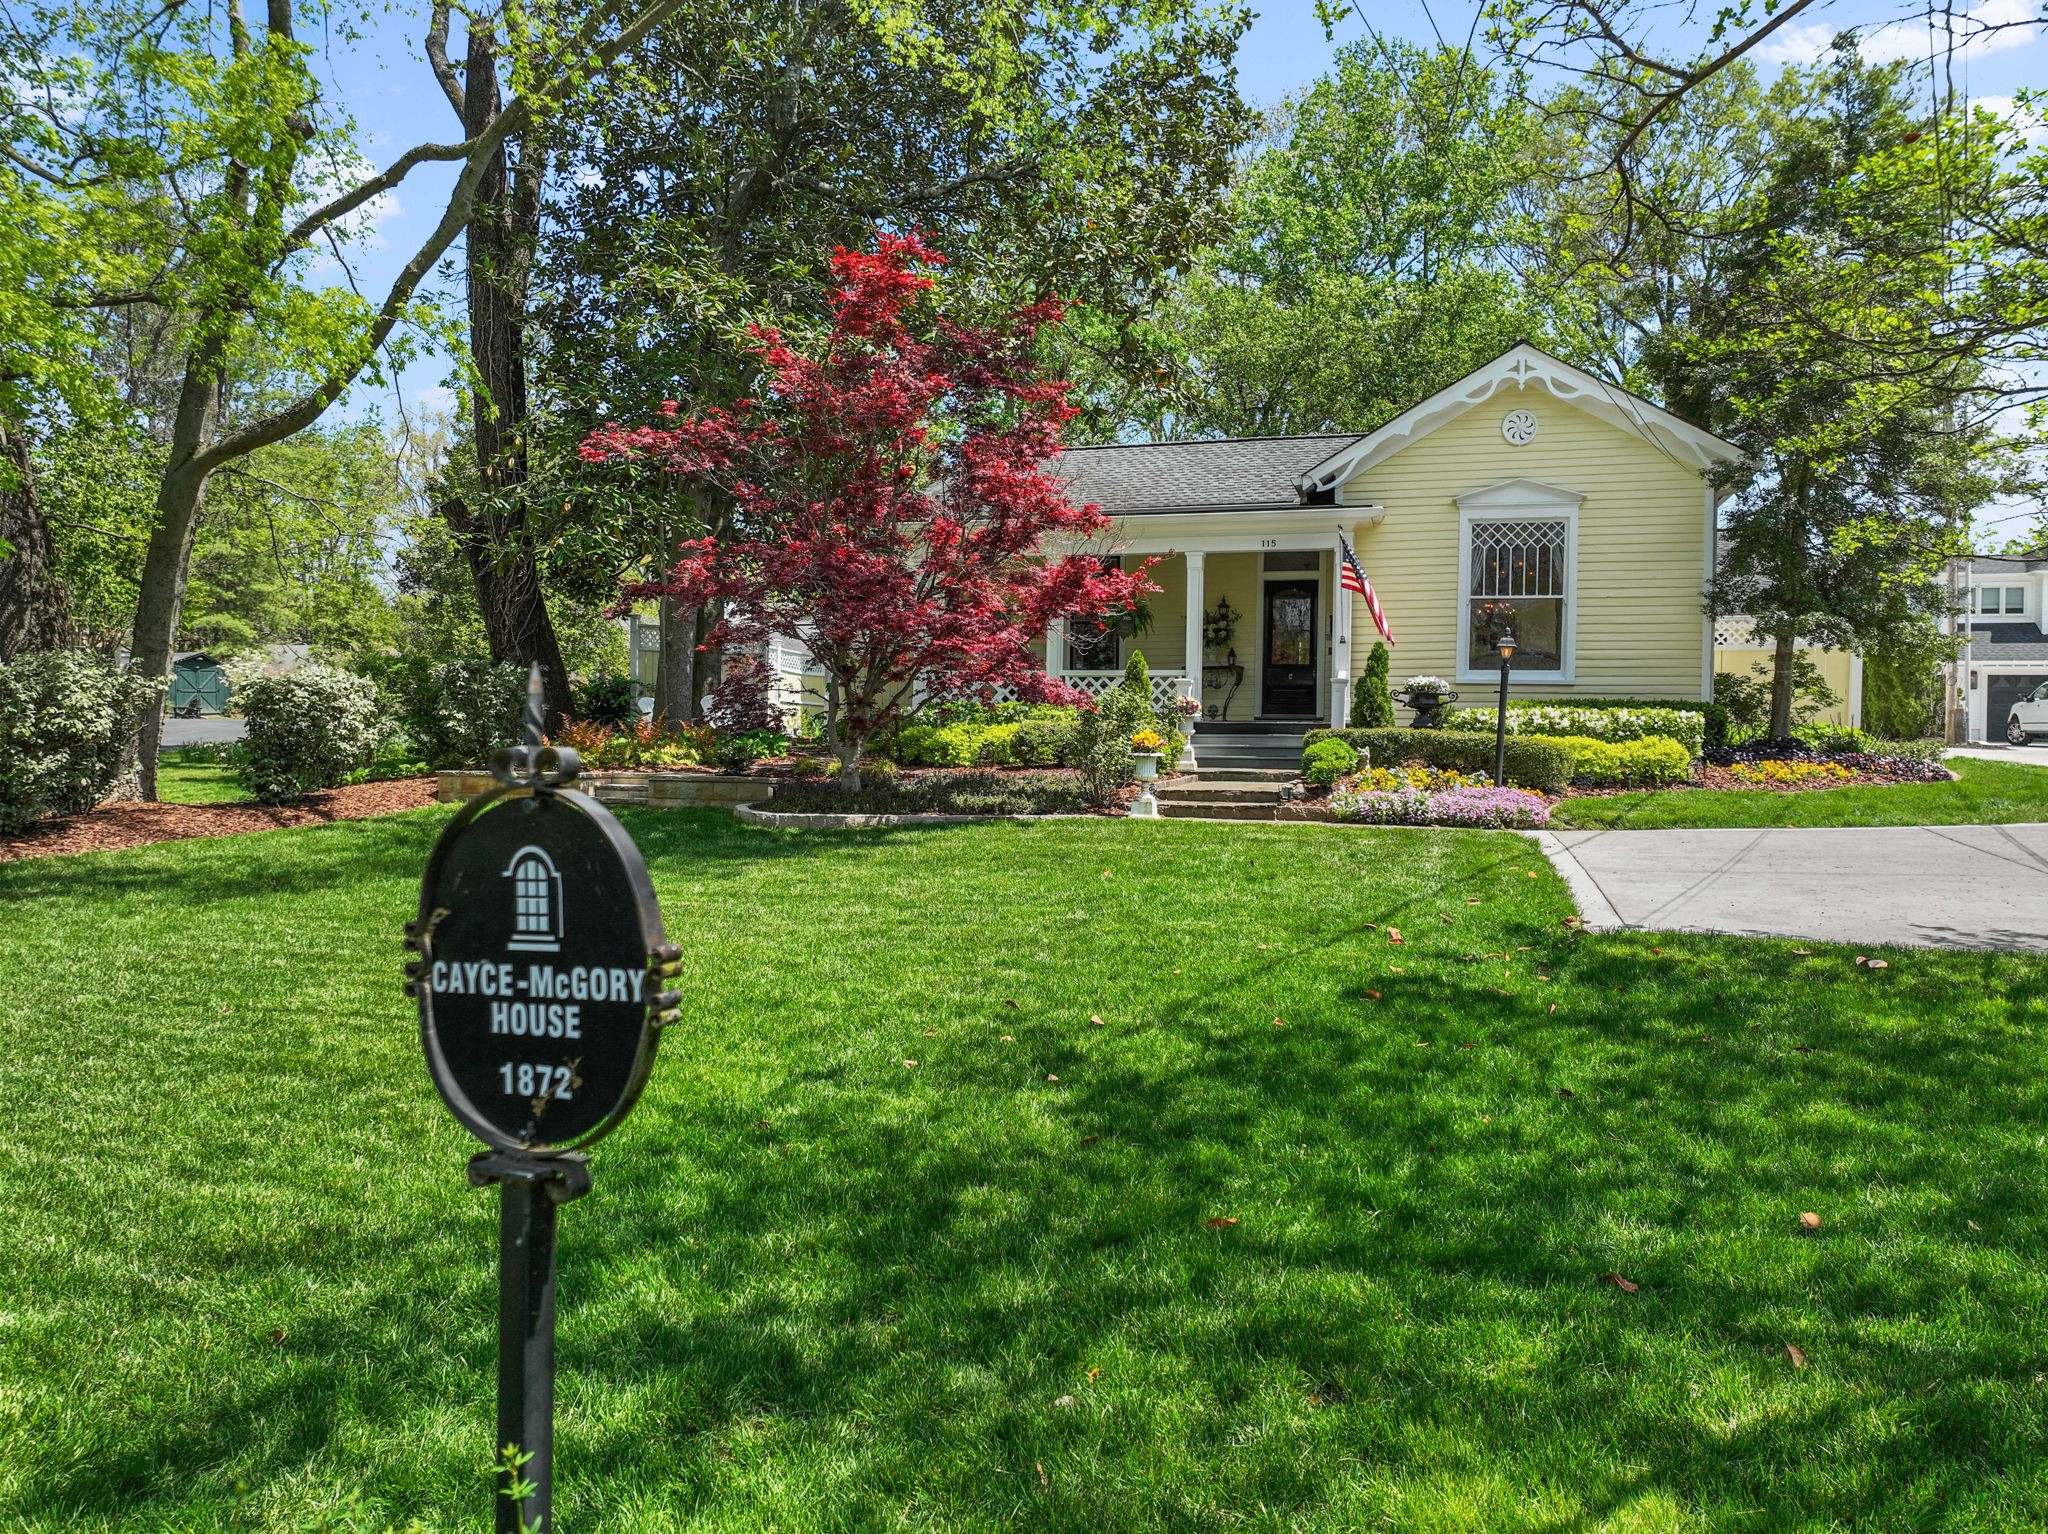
left=161, top=717, right=247, bottom=747
left=1536, top=824, right=2048, bottom=952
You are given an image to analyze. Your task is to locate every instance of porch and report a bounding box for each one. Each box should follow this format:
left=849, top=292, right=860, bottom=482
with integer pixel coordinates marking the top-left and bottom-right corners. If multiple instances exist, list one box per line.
left=1044, top=523, right=1366, bottom=730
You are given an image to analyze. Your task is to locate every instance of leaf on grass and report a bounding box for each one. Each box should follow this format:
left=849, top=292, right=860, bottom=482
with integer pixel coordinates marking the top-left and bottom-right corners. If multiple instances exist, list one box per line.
left=1599, top=1272, right=1639, bottom=1293
left=1854, top=956, right=1867, bottom=965
left=1001, top=1034, right=1015, bottom=1043
left=1527, top=870, right=1541, bottom=879
left=1362, top=989, right=1382, bottom=1000
left=1205, top=1216, right=1238, bottom=1228
left=1439, top=913, right=1456, bottom=923
left=1549, top=1002, right=1558, bottom=1014
left=1792, top=949, right=1813, bottom=956
left=1364, top=922, right=1379, bottom=931
left=1866, top=958, right=1890, bottom=970
left=1785, top=1343, right=1808, bottom=1370
left=1004, top=999, right=1021, bottom=1009
left=1793, top=1045, right=1814, bottom=1054
left=1388, top=965, right=1406, bottom=974
left=1257, top=943, right=1271, bottom=950
left=1650, top=947, right=1664, bottom=957
left=1388, top=928, right=1405, bottom=944
left=924, top=1029, right=938, bottom=1037
left=1052, top=1395, right=1078, bottom=1409
left=1968, top=1219, right=1982, bottom=1232
left=1799, top=1211, right=1822, bottom=1231
left=1556, top=1087, right=1576, bottom=1098
left=1080, top=1134, right=1100, bottom=1145
left=1467, top=897, right=1482, bottom=905
left=1415, top=1040, right=1431, bottom=1047
left=1087, top=1367, right=1101, bottom=1381
left=1488, top=985, right=1511, bottom=996
left=1037, top=1462, right=1050, bottom=1486
left=1046, top=1073, right=1060, bottom=1082
left=903, top=1059, right=918, bottom=1068
left=1272, top=1017, right=1286, bottom=1028
left=270, top=1328, right=287, bottom=1345
left=1090, top=1014, right=1106, bottom=1027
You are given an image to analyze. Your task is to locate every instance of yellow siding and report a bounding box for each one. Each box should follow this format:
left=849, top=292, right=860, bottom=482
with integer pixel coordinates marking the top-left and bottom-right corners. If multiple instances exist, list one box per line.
left=1202, top=552, right=1263, bottom=720
left=1342, top=396, right=1712, bottom=702
left=1714, top=646, right=1857, bottom=726
left=1134, top=554, right=1187, bottom=673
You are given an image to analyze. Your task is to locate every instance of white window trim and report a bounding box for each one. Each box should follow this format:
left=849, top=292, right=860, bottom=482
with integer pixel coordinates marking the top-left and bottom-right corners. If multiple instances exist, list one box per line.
left=1455, top=481, right=1581, bottom=685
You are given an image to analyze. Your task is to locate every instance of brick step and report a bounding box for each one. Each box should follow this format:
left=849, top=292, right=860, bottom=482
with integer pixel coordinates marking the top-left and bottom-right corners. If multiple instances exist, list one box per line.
left=1159, top=801, right=1282, bottom=821
left=1187, top=766, right=1296, bottom=783
left=1156, top=783, right=1288, bottom=805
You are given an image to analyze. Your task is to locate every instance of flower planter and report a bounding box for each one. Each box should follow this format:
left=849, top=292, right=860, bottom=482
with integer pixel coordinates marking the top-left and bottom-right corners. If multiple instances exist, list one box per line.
left=1133, top=752, right=1162, bottom=781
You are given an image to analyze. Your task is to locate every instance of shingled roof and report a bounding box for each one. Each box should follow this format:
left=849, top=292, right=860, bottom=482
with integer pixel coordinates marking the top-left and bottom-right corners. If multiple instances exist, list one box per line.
left=1052, top=433, right=1362, bottom=514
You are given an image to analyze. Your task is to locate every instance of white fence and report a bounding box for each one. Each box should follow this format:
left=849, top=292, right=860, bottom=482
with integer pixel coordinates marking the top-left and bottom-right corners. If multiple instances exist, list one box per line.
left=988, top=672, right=1194, bottom=711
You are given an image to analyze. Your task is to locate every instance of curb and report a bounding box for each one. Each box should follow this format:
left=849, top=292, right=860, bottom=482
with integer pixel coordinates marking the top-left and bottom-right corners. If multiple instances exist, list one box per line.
left=1529, top=829, right=1626, bottom=931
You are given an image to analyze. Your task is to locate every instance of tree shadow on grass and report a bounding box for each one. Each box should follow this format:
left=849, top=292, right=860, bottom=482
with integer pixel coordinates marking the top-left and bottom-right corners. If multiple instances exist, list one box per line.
left=12, top=817, right=2048, bottom=1529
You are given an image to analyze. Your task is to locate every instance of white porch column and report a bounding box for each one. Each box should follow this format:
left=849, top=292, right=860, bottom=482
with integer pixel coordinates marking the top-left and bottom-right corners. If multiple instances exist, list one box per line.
left=1330, top=541, right=1353, bottom=726
left=1047, top=616, right=1068, bottom=679
left=1182, top=551, right=1206, bottom=682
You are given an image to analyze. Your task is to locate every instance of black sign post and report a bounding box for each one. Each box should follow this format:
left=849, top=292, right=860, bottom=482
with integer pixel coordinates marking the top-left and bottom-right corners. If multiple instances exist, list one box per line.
left=405, top=667, right=677, bottom=1532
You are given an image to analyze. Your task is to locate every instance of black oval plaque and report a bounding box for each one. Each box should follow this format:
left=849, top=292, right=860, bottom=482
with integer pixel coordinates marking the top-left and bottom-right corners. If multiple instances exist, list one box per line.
left=412, top=786, right=666, bottom=1151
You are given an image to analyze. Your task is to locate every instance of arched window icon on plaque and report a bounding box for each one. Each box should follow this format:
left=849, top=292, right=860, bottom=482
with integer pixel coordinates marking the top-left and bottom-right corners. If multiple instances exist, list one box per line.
left=505, top=845, right=563, bottom=952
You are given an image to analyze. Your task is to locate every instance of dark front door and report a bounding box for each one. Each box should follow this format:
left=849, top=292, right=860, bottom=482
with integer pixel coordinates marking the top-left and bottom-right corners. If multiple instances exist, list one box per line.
left=1261, top=580, right=1320, bottom=717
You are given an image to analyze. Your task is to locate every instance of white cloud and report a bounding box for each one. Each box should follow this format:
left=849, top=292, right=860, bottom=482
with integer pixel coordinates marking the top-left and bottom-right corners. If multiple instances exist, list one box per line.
left=1759, top=0, right=2042, bottom=68
left=1975, top=93, right=2048, bottom=148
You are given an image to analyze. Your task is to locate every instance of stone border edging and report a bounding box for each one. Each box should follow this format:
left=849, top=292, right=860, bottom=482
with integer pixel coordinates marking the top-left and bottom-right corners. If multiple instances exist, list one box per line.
left=735, top=804, right=1096, bottom=829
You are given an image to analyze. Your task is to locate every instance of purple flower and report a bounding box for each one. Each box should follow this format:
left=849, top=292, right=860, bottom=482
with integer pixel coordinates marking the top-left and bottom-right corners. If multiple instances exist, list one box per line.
left=1329, top=783, right=1549, bottom=829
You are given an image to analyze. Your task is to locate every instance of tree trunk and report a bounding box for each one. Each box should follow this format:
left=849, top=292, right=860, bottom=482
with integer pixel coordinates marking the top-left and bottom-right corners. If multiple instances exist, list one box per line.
left=1768, top=630, right=1797, bottom=739
left=438, top=17, right=574, bottom=727
left=652, top=595, right=696, bottom=724
left=129, top=353, right=225, bottom=799
left=0, top=416, right=77, bottom=660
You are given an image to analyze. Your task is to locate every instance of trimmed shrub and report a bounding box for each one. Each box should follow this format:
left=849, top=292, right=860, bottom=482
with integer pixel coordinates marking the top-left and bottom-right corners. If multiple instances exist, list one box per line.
left=377, top=657, right=524, bottom=768
left=1303, top=727, right=1573, bottom=793
left=1442, top=703, right=1707, bottom=757
left=1524, top=733, right=1693, bottom=787
left=1073, top=685, right=1150, bottom=806
left=1351, top=641, right=1395, bottom=728
left=575, top=673, right=640, bottom=729
left=769, top=770, right=1094, bottom=817
left=0, top=649, right=156, bottom=832
left=1302, top=737, right=1361, bottom=788
left=708, top=727, right=788, bottom=772
left=236, top=664, right=384, bottom=802
left=1794, top=723, right=1878, bottom=755
left=1011, top=716, right=1077, bottom=767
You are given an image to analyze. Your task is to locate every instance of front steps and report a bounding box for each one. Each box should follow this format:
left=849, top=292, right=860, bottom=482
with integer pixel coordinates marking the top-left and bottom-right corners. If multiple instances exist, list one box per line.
left=1155, top=776, right=1291, bottom=820
left=1191, top=722, right=1312, bottom=775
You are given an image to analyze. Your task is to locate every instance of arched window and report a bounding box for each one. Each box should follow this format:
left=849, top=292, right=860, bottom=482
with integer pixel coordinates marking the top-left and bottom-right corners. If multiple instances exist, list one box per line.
left=504, top=846, right=563, bottom=953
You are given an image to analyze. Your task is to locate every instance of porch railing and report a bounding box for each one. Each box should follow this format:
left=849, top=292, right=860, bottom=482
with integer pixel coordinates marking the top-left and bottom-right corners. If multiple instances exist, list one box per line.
left=992, top=671, right=1195, bottom=712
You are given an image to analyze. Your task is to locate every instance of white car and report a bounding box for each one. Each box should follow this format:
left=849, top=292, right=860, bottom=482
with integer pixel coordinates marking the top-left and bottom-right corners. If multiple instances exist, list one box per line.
left=2008, top=682, right=2048, bottom=744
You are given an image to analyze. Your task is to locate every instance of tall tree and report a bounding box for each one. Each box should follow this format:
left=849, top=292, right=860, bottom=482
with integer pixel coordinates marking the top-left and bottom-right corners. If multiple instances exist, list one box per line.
left=1070, top=41, right=1546, bottom=439
left=525, top=0, right=1251, bottom=715
left=580, top=234, right=1153, bottom=790
left=1, top=0, right=684, bottom=794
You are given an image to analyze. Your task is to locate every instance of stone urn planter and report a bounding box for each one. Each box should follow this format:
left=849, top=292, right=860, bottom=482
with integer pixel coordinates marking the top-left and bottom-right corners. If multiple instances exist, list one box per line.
left=1132, top=751, right=1163, bottom=781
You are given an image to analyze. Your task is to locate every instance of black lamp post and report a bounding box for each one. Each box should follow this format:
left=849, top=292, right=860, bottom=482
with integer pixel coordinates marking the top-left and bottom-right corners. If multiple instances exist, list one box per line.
left=1493, top=632, right=1517, bottom=786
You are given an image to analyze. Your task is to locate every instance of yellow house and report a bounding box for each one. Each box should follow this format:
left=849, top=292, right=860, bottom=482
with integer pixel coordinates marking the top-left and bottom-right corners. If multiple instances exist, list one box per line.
left=1048, top=344, right=1745, bottom=767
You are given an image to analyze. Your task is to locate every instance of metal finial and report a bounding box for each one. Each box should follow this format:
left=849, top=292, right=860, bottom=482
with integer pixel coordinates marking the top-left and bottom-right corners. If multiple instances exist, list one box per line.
left=523, top=662, right=545, bottom=749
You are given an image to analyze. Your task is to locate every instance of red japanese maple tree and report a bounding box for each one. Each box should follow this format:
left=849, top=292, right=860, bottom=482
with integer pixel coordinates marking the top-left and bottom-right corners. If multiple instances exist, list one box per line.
left=579, top=232, right=1152, bottom=789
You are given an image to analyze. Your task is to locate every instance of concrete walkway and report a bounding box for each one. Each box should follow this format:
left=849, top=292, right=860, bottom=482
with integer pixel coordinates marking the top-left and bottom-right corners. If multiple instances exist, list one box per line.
left=1947, top=743, right=2048, bottom=769
left=1535, top=824, right=2048, bottom=952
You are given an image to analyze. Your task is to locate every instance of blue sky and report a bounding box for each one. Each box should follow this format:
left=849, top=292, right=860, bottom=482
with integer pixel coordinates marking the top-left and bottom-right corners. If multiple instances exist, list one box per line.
left=311, top=0, right=2046, bottom=501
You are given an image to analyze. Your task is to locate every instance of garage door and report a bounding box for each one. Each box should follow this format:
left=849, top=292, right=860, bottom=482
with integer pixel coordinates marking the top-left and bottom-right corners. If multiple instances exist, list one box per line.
left=1987, top=673, right=2048, bottom=732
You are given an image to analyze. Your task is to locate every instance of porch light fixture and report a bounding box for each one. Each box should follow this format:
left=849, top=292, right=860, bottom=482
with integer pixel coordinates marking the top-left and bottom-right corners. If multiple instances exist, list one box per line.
left=1493, top=632, right=1517, bottom=787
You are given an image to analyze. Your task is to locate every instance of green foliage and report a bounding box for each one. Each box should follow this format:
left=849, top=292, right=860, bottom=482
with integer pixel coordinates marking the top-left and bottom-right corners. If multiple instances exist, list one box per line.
left=1526, top=733, right=1694, bottom=787
left=1123, top=650, right=1152, bottom=708
left=1011, top=716, right=1079, bottom=767
left=1351, top=642, right=1395, bottom=729
left=1861, top=623, right=1952, bottom=741
left=0, top=649, right=156, bottom=832
left=372, top=658, right=525, bottom=770
left=575, top=674, right=641, bottom=730
left=233, top=664, right=383, bottom=804
left=1714, top=655, right=1841, bottom=738
left=709, top=728, right=790, bottom=773
left=1443, top=704, right=1707, bottom=757
left=1303, top=727, right=1575, bottom=792
left=1302, top=737, right=1361, bottom=788
left=767, top=770, right=1096, bottom=816
left=1082, top=43, right=1546, bottom=438
left=1074, top=687, right=1152, bottom=806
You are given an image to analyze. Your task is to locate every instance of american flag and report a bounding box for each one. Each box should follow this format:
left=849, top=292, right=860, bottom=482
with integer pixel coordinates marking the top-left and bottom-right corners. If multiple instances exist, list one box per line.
left=1339, top=533, right=1394, bottom=646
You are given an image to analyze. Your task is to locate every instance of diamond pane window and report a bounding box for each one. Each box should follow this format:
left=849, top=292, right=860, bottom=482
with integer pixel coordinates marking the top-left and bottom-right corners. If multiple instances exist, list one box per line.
left=1468, top=519, right=1567, bottom=673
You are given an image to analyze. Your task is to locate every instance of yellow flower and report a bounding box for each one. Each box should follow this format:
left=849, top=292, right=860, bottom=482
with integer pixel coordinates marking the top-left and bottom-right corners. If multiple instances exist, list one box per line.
left=1130, top=730, right=1165, bottom=753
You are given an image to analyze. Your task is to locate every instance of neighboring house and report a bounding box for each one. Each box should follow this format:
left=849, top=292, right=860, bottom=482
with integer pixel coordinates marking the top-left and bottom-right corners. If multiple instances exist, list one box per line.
left=1044, top=343, right=1744, bottom=731
left=1956, top=547, right=2048, bottom=742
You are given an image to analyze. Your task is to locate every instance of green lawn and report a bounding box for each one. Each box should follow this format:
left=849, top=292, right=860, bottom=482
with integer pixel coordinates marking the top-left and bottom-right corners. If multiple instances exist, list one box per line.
left=157, top=749, right=253, bottom=804
left=4, top=810, right=2047, bottom=1531
left=1550, top=754, right=2048, bottom=829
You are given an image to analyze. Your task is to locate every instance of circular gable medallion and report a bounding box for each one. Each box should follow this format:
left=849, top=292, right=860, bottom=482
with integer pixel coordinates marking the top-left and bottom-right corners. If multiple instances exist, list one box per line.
left=1502, top=409, right=1539, bottom=446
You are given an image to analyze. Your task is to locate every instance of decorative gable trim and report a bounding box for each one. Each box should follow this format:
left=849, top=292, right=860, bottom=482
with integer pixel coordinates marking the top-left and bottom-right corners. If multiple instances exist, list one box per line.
left=1297, top=343, right=1743, bottom=496
left=1455, top=477, right=1587, bottom=512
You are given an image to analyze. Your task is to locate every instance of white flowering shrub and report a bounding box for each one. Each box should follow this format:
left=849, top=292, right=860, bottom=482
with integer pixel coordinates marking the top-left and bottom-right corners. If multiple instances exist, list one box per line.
left=235, top=664, right=384, bottom=802
left=1443, top=704, right=1706, bottom=757
left=0, top=650, right=156, bottom=832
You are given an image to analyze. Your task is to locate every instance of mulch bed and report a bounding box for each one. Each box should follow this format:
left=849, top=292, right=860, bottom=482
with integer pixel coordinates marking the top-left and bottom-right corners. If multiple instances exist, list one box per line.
left=0, top=777, right=439, bottom=863
left=1559, top=763, right=1953, bottom=799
